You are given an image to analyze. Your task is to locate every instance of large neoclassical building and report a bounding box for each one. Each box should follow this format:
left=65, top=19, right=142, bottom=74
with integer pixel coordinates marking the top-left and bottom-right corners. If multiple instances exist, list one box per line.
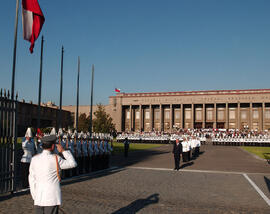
left=108, top=89, right=270, bottom=132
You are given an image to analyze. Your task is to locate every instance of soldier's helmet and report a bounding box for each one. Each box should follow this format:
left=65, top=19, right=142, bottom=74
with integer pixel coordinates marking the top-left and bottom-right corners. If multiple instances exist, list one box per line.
left=25, top=127, right=33, bottom=138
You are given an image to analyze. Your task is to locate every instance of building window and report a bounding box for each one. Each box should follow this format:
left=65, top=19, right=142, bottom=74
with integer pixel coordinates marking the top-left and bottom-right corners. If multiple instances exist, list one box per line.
left=175, top=110, right=180, bottom=119
left=154, top=110, right=160, bottom=120
left=126, top=111, right=130, bottom=119
left=185, top=109, right=191, bottom=119
left=253, top=109, right=259, bottom=119
left=241, top=111, right=247, bottom=120
left=196, top=110, right=202, bottom=120
left=229, top=109, right=235, bottom=120
left=165, top=110, right=170, bottom=119
left=217, top=110, right=224, bottom=120
left=145, top=122, right=150, bottom=129
left=145, top=111, right=150, bottom=119
left=206, top=109, right=213, bottom=120
left=265, top=109, right=270, bottom=119
left=136, top=111, right=140, bottom=119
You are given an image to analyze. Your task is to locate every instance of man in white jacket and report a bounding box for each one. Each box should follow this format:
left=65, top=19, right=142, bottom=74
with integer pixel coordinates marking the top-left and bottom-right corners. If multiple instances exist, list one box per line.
left=29, top=135, right=77, bottom=214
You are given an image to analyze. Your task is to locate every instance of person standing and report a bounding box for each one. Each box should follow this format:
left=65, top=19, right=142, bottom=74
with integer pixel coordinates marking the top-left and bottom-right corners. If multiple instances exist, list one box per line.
left=124, top=137, right=129, bottom=157
left=29, top=135, right=77, bottom=214
left=21, top=127, right=36, bottom=188
left=181, top=137, right=189, bottom=162
left=172, top=139, right=182, bottom=171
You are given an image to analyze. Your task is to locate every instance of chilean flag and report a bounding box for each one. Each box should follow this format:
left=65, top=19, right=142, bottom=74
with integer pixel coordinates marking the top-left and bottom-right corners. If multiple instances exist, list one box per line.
left=115, top=88, right=121, bottom=93
left=22, top=0, right=45, bottom=53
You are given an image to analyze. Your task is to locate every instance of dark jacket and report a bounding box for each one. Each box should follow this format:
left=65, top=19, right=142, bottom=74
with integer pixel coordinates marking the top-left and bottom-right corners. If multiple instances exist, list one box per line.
left=172, top=142, right=182, bottom=156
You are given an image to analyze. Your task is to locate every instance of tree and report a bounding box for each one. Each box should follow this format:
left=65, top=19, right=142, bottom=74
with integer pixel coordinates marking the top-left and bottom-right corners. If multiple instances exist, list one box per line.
left=93, top=104, right=115, bottom=133
left=78, top=113, right=90, bottom=132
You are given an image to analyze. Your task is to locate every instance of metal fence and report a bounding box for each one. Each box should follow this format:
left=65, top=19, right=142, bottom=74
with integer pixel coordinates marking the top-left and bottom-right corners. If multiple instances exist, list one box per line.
left=0, top=89, right=18, bottom=194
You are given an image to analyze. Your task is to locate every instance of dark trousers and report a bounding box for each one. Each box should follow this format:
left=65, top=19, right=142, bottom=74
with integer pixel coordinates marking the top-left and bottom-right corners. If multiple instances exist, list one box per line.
left=124, top=148, right=128, bottom=157
left=182, top=152, right=188, bottom=162
left=35, top=205, right=59, bottom=214
left=174, top=155, right=180, bottom=170
left=21, top=162, right=30, bottom=188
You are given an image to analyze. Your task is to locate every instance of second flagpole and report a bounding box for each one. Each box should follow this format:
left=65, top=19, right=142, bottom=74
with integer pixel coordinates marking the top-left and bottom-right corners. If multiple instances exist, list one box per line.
left=37, top=35, right=44, bottom=129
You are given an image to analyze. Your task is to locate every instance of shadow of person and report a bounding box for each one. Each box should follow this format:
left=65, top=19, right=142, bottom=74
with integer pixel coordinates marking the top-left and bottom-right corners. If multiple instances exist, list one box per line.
left=111, top=193, right=159, bottom=214
left=264, top=176, right=270, bottom=193
left=180, top=161, right=194, bottom=169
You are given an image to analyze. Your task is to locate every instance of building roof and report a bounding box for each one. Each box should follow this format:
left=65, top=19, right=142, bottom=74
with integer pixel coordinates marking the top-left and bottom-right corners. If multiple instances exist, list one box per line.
left=110, top=89, right=270, bottom=98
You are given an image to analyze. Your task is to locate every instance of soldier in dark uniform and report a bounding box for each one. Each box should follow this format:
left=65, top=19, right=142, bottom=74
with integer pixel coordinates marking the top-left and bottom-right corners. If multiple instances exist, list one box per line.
left=124, top=137, right=129, bottom=157
left=172, top=138, right=182, bottom=171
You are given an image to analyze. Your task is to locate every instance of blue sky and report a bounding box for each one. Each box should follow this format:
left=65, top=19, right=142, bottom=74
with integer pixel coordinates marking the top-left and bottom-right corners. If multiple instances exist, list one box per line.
left=1, top=0, right=270, bottom=105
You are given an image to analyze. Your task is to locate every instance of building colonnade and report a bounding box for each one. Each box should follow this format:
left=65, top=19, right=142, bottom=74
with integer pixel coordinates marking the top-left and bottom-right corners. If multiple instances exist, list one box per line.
left=122, top=102, right=270, bottom=132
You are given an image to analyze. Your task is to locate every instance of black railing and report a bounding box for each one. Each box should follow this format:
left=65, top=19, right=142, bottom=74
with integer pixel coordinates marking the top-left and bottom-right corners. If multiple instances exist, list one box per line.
left=0, top=89, right=18, bottom=194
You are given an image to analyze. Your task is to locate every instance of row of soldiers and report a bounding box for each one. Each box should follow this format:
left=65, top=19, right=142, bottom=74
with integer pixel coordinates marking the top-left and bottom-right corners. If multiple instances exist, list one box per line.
left=117, top=132, right=207, bottom=145
left=54, top=129, right=114, bottom=178
left=173, top=135, right=201, bottom=162
left=20, top=127, right=113, bottom=188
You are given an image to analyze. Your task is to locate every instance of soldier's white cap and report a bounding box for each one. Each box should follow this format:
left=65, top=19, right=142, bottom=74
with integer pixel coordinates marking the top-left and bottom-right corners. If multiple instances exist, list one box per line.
left=73, top=130, right=78, bottom=137
left=67, top=129, right=72, bottom=136
left=25, top=127, right=33, bottom=138
left=58, top=128, right=64, bottom=137
left=50, top=127, right=56, bottom=135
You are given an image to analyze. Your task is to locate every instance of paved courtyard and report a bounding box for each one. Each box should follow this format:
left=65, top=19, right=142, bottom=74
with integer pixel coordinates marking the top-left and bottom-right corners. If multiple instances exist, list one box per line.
left=1, top=145, right=270, bottom=213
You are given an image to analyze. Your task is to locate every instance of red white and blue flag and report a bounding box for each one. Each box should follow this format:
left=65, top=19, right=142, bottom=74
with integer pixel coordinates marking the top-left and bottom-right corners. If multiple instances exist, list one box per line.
left=22, top=0, right=45, bottom=53
left=115, top=88, right=121, bottom=93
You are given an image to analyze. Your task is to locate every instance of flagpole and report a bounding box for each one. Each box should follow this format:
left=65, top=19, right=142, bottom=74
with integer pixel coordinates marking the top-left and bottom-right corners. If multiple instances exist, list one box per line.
left=37, top=35, right=44, bottom=129
left=59, top=46, right=64, bottom=130
left=89, top=64, right=94, bottom=136
left=11, top=0, right=20, bottom=101
left=76, top=56, right=80, bottom=131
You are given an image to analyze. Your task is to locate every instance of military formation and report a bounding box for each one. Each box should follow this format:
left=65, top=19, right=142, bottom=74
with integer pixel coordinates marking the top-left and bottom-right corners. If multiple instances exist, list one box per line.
left=20, top=127, right=114, bottom=187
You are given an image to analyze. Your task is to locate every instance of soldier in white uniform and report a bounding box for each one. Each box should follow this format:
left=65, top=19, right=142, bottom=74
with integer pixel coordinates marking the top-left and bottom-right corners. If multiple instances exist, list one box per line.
left=29, top=135, right=77, bottom=214
left=21, top=127, right=36, bottom=188
left=181, top=137, right=189, bottom=162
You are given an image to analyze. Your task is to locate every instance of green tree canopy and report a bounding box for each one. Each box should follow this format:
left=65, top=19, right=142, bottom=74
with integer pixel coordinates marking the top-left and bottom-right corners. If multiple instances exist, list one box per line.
left=78, top=113, right=90, bottom=132
left=93, top=104, right=115, bottom=133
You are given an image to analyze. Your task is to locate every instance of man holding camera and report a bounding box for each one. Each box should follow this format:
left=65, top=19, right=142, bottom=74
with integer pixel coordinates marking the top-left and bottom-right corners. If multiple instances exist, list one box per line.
left=29, top=135, right=77, bottom=214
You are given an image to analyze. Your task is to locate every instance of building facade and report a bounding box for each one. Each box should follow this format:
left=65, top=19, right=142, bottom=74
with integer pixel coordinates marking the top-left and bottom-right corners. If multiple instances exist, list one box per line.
left=108, top=89, right=270, bottom=132
left=17, top=101, right=73, bottom=136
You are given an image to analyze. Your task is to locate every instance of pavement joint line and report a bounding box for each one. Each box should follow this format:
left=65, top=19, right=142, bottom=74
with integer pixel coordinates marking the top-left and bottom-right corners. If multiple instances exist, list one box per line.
left=243, top=173, right=270, bottom=207
left=127, top=166, right=270, bottom=175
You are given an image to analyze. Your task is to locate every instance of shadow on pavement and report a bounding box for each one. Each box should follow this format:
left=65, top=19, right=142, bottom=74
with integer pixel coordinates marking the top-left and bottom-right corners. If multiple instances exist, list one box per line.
left=264, top=176, right=270, bottom=193
left=181, top=161, right=194, bottom=169
left=61, top=167, right=126, bottom=187
left=111, top=148, right=170, bottom=168
left=0, top=189, right=30, bottom=202
left=111, top=193, right=159, bottom=214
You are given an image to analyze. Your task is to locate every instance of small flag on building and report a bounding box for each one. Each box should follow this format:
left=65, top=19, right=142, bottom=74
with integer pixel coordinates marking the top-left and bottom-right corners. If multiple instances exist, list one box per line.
left=22, top=0, right=45, bottom=53
left=115, top=88, right=121, bottom=93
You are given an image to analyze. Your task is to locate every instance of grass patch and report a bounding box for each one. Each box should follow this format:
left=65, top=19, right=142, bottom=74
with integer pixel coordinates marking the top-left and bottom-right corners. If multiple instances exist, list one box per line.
left=112, top=142, right=164, bottom=155
left=242, top=146, right=270, bottom=160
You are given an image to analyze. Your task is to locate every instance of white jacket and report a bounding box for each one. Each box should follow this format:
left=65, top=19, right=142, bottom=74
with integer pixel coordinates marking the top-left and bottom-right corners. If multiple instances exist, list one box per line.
left=29, top=150, right=77, bottom=206
left=181, top=141, right=190, bottom=152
